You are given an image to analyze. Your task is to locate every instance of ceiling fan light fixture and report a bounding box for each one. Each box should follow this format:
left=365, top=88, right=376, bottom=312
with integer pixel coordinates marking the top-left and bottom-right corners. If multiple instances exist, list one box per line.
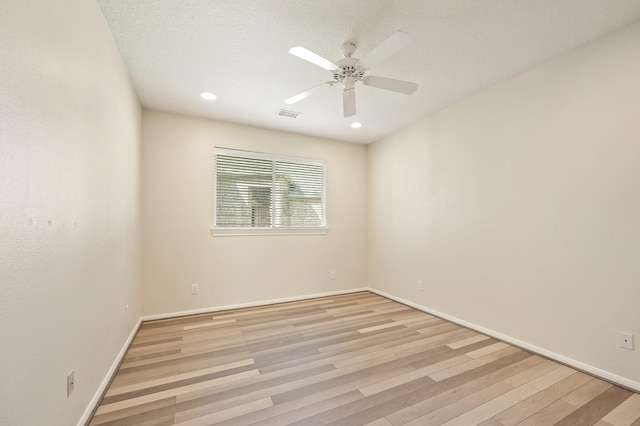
left=350, top=122, right=362, bottom=129
left=200, top=92, right=217, bottom=101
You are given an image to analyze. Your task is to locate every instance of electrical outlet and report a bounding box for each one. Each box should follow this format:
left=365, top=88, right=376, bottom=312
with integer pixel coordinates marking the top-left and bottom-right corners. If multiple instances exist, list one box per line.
left=191, top=283, right=199, bottom=294
left=618, top=331, right=634, bottom=350
left=330, top=271, right=336, bottom=280
left=125, top=304, right=129, bottom=320
left=417, top=280, right=424, bottom=291
left=67, top=370, right=75, bottom=396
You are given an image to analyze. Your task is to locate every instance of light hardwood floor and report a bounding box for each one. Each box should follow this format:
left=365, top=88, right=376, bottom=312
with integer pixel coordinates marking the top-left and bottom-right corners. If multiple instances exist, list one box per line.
left=89, top=292, right=640, bottom=426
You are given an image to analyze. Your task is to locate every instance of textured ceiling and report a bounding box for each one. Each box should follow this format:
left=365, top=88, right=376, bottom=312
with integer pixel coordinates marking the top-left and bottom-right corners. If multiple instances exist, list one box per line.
left=97, top=0, right=640, bottom=144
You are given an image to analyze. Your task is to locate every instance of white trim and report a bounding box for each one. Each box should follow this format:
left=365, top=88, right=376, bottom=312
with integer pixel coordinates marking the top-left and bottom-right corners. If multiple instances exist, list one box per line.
left=210, top=226, right=328, bottom=236
left=368, top=288, right=640, bottom=393
left=78, top=318, right=142, bottom=426
left=141, top=288, right=369, bottom=322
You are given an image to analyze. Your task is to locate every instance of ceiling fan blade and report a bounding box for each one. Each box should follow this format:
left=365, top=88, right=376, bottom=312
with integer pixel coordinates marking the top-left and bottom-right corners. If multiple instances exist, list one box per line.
left=288, top=46, right=340, bottom=71
left=285, top=81, right=334, bottom=104
left=359, top=31, right=412, bottom=69
left=363, top=75, right=418, bottom=94
left=343, top=86, right=356, bottom=117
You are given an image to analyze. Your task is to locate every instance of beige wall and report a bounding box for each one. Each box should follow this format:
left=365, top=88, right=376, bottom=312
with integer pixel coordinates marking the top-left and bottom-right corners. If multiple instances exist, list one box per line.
left=3, top=2, right=639, bottom=422
left=368, top=21, right=640, bottom=387
left=141, top=110, right=368, bottom=315
left=0, top=1, right=141, bottom=425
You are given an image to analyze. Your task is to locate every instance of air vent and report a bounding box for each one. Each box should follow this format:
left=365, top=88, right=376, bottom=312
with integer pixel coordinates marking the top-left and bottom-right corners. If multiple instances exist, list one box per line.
left=277, top=109, right=302, bottom=119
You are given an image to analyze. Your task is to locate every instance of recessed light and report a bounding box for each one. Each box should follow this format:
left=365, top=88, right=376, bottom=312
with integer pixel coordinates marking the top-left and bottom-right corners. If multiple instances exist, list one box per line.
left=200, top=92, right=217, bottom=101
left=350, top=122, right=362, bottom=129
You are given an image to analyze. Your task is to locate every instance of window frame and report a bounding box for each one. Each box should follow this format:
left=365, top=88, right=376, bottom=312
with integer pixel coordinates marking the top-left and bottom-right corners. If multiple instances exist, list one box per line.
left=211, top=147, right=328, bottom=236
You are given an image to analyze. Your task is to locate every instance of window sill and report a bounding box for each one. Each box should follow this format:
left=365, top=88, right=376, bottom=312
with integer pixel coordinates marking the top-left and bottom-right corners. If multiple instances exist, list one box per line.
left=210, top=227, right=328, bottom=236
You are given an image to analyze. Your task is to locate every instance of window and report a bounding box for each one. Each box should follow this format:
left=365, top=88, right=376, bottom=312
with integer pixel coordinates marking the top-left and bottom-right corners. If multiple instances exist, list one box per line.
left=212, top=148, right=327, bottom=235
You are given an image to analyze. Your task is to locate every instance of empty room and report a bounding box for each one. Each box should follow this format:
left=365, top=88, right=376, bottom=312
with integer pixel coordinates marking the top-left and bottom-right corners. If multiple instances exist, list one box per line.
left=2, top=1, right=640, bottom=425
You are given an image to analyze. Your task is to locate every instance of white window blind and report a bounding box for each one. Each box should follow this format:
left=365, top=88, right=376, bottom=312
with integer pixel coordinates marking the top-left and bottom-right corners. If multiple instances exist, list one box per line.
left=213, top=148, right=327, bottom=235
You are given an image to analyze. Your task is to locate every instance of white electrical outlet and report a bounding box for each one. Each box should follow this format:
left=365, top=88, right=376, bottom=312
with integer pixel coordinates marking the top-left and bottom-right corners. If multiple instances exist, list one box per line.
left=67, top=370, right=75, bottom=396
left=330, top=271, right=336, bottom=280
left=417, top=280, right=424, bottom=291
left=125, top=304, right=129, bottom=320
left=618, top=331, right=634, bottom=350
left=191, top=283, right=199, bottom=294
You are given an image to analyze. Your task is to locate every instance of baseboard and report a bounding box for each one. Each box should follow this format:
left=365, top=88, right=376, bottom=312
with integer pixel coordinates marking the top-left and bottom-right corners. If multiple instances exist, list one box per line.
left=369, top=287, right=640, bottom=393
left=141, top=287, right=370, bottom=322
left=81, top=285, right=638, bottom=426
left=78, top=318, right=142, bottom=426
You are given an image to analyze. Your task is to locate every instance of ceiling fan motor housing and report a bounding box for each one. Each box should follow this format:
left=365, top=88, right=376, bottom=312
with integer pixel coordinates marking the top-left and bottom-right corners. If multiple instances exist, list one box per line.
left=333, top=57, right=365, bottom=84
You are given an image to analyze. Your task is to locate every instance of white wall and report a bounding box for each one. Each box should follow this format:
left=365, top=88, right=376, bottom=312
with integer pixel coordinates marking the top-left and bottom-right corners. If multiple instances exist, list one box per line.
left=369, top=21, right=640, bottom=387
left=141, top=110, right=368, bottom=316
left=0, top=1, right=141, bottom=425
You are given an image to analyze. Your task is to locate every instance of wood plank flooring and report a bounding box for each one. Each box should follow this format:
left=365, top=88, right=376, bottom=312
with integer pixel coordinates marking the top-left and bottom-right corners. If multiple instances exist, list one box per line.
left=89, top=292, right=640, bottom=426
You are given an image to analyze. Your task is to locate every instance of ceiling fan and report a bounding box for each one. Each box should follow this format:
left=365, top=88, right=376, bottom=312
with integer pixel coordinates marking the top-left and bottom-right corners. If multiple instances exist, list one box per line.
left=285, top=31, right=418, bottom=117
